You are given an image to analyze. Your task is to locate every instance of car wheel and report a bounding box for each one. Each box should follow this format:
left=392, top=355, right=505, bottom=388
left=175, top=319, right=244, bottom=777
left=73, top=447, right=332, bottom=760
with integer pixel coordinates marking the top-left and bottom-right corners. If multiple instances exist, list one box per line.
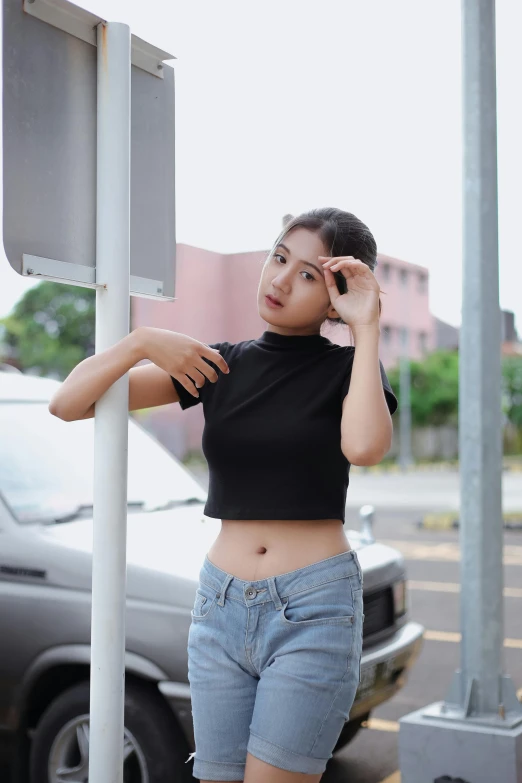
left=333, top=711, right=370, bottom=752
left=29, top=680, right=192, bottom=783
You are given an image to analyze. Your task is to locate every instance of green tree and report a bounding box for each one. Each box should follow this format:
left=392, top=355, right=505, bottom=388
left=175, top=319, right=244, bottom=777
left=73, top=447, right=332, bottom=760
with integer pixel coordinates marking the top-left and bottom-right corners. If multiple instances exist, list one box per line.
left=501, top=355, right=522, bottom=428
left=0, top=281, right=95, bottom=379
left=386, top=349, right=460, bottom=427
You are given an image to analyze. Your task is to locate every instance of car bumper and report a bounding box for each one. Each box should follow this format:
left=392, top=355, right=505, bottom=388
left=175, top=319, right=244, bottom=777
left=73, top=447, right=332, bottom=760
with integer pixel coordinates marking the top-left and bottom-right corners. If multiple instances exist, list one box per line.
left=349, top=620, right=425, bottom=720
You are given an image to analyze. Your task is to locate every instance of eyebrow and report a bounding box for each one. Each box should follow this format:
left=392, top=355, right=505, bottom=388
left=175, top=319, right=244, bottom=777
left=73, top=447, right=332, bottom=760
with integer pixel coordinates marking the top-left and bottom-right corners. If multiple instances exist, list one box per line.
left=275, top=243, right=324, bottom=277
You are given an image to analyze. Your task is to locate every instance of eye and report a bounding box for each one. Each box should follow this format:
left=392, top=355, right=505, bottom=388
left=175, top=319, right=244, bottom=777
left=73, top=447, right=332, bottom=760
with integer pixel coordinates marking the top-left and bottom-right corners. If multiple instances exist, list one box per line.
left=273, top=254, right=316, bottom=282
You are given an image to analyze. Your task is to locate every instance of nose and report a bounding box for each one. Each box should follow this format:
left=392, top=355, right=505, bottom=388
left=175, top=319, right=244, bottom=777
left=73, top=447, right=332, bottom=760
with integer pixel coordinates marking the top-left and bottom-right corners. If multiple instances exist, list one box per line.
left=272, top=267, right=292, bottom=292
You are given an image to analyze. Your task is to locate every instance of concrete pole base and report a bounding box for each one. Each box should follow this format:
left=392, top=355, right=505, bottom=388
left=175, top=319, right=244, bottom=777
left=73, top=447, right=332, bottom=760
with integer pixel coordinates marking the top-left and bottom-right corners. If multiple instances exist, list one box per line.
left=398, top=702, right=522, bottom=783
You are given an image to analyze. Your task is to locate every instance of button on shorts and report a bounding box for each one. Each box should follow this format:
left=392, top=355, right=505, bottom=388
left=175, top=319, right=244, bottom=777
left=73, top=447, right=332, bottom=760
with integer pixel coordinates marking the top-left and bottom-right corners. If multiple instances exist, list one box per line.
left=186, top=548, right=365, bottom=780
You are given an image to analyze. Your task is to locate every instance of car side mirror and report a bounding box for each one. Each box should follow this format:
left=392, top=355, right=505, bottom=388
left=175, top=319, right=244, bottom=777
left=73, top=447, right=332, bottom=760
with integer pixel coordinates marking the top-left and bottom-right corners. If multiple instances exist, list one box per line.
left=359, top=504, right=375, bottom=544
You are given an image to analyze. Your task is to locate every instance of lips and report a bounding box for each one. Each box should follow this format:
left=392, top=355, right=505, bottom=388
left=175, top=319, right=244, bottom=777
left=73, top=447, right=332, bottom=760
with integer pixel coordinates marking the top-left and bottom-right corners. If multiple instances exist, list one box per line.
left=266, top=295, right=283, bottom=307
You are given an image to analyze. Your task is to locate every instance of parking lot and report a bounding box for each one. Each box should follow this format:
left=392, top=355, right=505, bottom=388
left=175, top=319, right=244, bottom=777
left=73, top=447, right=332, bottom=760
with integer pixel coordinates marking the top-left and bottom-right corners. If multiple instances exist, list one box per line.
left=186, top=466, right=522, bottom=782
left=323, top=496, right=522, bottom=782
left=2, top=469, right=521, bottom=782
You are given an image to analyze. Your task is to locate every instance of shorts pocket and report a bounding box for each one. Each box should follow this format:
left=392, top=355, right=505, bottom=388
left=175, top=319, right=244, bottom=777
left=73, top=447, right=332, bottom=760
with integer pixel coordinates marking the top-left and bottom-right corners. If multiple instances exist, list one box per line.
left=191, top=581, right=219, bottom=621
left=280, top=576, right=356, bottom=627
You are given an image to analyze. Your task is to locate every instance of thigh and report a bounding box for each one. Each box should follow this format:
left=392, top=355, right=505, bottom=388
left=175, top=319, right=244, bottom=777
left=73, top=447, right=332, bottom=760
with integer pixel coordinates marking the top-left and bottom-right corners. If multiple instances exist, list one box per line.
left=188, top=580, right=258, bottom=782
left=247, top=575, right=364, bottom=775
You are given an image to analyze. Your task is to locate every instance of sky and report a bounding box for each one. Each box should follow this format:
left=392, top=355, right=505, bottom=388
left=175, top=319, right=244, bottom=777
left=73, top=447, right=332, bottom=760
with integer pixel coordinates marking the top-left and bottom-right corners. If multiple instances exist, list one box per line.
left=1, top=0, right=521, bottom=330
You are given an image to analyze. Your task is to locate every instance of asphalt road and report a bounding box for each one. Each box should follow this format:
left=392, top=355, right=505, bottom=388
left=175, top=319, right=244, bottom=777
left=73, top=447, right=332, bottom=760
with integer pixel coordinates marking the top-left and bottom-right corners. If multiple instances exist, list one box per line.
left=323, top=504, right=522, bottom=783
left=3, top=469, right=522, bottom=783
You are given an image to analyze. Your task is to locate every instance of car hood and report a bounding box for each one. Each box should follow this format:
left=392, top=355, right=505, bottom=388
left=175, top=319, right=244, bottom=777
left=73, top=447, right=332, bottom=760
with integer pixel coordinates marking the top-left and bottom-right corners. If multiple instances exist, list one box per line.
left=38, top=506, right=395, bottom=593
left=39, top=503, right=223, bottom=582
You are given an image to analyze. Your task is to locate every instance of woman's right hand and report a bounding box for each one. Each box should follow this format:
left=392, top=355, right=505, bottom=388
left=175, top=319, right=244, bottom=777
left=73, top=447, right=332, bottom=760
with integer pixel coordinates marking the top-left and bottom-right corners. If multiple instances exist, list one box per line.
left=138, top=327, right=230, bottom=398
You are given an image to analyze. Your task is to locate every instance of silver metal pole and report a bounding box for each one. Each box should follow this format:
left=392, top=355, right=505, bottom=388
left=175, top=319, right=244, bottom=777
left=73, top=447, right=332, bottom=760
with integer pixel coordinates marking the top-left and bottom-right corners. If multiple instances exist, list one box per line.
left=441, top=0, right=520, bottom=725
left=456, top=0, right=504, bottom=716
left=398, top=4, right=522, bottom=778
left=89, top=20, right=131, bottom=782
left=399, top=353, right=412, bottom=470
left=399, top=278, right=413, bottom=470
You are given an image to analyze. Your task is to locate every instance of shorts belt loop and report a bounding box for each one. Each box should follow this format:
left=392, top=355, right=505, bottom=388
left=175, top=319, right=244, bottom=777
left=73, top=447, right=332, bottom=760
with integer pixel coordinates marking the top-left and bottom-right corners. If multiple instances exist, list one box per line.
left=217, top=573, right=233, bottom=606
left=267, top=576, right=283, bottom=610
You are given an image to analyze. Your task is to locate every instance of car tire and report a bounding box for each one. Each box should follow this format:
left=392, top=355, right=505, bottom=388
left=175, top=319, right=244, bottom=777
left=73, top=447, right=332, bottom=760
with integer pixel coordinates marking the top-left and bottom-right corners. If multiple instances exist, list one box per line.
left=333, top=711, right=370, bottom=752
left=29, top=679, right=193, bottom=783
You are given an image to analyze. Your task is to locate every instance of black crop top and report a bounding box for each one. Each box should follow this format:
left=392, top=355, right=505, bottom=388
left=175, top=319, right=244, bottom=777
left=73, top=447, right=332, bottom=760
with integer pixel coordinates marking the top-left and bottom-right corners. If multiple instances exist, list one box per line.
left=171, top=330, right=398, bottom=524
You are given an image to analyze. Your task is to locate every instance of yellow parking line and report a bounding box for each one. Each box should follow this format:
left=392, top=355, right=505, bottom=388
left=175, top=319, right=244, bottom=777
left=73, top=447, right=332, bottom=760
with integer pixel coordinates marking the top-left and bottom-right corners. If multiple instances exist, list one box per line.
left=408, top=580, right=522, bottom=598
left=380, top=539, right=522, bottom=566
left=379, top=773, right=401, bottom=783
left=364, top=717, right=400, bottom=732
left=505, top=638, right=522, bottom=649
left=409, top=579, right=459, bottom=592
left=424, top=630, right=522, bottom=649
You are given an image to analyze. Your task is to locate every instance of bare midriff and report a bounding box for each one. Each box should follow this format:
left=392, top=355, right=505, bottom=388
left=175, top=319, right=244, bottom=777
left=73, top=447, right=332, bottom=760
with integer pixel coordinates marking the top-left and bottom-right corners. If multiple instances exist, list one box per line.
left=206, top=518, right=352, bottom=581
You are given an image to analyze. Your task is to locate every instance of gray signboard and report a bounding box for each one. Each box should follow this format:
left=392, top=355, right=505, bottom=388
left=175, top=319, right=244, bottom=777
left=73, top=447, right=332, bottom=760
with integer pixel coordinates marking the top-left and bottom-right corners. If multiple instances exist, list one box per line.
left=2, top=0, right=176, bottom=299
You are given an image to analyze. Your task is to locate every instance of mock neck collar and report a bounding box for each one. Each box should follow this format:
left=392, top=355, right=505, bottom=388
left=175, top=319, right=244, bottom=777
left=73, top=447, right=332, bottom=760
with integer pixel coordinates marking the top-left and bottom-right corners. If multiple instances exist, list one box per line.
left=255, top=330, right=331, bottom=351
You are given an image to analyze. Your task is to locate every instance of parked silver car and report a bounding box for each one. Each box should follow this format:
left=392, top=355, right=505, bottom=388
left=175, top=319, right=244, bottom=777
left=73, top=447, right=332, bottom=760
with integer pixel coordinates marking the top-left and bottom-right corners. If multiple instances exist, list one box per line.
left=0, top=369, right=424, bottom=782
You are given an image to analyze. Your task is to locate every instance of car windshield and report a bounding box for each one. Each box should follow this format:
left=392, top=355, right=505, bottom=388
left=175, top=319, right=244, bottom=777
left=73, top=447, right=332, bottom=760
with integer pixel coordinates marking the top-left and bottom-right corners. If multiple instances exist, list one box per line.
left=0, top=403, right=207, bottom=524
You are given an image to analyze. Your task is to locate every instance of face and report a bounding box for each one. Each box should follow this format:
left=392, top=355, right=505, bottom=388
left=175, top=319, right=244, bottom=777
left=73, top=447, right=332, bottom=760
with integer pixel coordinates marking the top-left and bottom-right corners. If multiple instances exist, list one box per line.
left=257, top=227, right=339, bottom=335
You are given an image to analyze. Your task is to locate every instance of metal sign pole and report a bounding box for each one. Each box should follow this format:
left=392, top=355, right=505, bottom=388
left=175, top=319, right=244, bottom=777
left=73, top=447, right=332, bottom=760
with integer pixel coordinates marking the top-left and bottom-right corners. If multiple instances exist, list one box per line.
left=89, top=20, right=131, bottom=782
left=399, top=279, right=412, bottom=470
left=398, top=2, right=522, bottom=779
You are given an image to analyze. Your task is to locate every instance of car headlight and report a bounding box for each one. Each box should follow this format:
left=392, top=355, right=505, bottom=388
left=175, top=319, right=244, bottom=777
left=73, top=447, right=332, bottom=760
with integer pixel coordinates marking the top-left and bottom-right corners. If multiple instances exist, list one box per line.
left=393, top=579, right=407, bottom=618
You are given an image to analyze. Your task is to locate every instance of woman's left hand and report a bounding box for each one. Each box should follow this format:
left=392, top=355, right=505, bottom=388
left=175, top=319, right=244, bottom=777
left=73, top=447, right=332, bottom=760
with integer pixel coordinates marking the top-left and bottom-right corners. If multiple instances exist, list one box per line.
left=319, top=256, right=381, bottom=329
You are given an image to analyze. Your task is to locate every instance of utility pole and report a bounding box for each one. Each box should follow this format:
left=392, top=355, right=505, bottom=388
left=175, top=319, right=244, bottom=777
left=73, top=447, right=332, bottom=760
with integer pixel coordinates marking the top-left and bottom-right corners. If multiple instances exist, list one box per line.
left=399, top=269, right=413, bottom=470
left=398, top=3, right=522, bottom=780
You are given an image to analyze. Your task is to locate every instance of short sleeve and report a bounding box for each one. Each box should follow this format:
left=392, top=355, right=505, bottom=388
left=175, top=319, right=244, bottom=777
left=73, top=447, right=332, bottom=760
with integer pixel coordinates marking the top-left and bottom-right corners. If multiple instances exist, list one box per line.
left=341, top=354, right=398, bottom=416
left=171, top=341, right=224, bottom=411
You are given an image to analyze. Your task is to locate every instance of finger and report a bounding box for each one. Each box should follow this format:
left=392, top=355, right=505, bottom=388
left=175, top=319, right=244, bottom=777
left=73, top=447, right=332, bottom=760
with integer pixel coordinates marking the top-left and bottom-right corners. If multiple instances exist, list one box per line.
left=203, top=346, right=230, bottom=374
left=328, top=258, right=363, bottom=268
left=320, top=255, right=355, bottom=266
left=323, top=267, right=342, bottom=300
left=172, top=373, right=202, bottom=398
left=196, top=354, right=230, bottom=384
left=330, top=260, right=368, bottom=276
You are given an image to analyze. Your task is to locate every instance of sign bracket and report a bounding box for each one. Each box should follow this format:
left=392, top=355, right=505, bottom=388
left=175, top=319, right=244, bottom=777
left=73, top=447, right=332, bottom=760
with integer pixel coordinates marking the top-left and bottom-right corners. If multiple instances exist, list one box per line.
left=23, top=0, right=175, bottom=77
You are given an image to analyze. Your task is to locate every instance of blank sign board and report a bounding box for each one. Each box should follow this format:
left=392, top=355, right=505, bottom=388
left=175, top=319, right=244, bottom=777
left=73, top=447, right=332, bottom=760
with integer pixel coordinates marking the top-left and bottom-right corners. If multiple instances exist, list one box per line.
left=2, top=0, right=176, bottom=299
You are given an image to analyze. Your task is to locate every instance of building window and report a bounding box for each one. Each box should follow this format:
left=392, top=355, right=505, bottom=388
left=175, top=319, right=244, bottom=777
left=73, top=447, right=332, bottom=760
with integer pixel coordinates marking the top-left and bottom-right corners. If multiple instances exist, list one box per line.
left=400, top=327, right=409, bottom=349
left=418, top=273, right=428, bottom=294
left=419, top=331, right=428, bottom=353
left=399, top=269, right=408, bottom=287
left=381, top=263, right=391, bottom=282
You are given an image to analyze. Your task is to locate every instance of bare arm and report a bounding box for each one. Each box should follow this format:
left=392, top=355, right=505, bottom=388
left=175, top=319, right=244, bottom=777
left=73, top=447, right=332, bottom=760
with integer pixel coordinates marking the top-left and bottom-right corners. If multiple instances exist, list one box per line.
left=48, top=326, right=229, bottom=422
left=340, top=325, right=393, bottom=465
left=48, top=328, right=150, bottom=421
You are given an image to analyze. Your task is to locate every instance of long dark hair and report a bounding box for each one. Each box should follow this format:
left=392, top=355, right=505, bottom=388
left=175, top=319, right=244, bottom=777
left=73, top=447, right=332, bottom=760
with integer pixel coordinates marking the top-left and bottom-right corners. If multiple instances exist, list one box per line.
left=266, top=207, right=383, bottom=328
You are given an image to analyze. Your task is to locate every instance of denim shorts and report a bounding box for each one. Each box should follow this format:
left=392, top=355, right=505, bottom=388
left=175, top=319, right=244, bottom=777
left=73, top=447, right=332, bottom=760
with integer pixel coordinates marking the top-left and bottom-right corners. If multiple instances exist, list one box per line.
left=186, top=548, right=364, bottom=780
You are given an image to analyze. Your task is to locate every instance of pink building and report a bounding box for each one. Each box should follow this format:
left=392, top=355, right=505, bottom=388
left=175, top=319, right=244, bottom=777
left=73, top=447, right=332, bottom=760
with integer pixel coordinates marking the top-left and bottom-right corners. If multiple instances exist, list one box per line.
left=374, top=253, right=435, bottom=367
left=131, top=241, right=434, bottom=457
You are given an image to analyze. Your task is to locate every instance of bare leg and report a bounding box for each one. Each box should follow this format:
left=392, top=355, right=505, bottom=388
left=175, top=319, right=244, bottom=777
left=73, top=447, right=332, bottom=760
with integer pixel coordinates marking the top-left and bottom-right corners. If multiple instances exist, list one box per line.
left=243, top=752, right=323, bottom=783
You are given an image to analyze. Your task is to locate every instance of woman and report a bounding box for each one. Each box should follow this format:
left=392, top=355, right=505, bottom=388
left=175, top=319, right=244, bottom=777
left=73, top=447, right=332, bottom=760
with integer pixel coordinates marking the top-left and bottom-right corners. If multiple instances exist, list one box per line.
left=49, top=207, right=398, bottom=783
